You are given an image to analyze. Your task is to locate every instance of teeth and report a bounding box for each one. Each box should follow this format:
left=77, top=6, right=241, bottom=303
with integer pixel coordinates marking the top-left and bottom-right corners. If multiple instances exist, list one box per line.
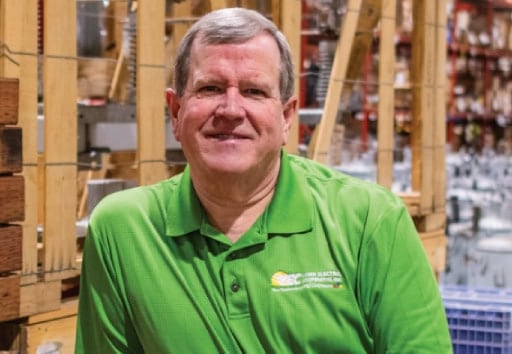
left=215, top=134, right=236, bottom=139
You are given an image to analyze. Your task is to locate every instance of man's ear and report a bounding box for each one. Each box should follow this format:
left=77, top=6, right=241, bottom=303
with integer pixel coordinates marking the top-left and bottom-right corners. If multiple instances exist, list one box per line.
left=166, top=88, right=181, bottom=141
left=281, top=95, right=298, bottom=145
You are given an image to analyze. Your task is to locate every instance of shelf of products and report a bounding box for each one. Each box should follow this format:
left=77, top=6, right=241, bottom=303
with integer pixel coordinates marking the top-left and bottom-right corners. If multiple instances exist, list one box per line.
left=298, top=0, right=512, bottom=157
left=447, top=0, right=512, bottom=154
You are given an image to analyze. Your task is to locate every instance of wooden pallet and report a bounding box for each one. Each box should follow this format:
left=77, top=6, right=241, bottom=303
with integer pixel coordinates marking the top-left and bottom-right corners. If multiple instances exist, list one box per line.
left=0, top=297, right=78, bottom=354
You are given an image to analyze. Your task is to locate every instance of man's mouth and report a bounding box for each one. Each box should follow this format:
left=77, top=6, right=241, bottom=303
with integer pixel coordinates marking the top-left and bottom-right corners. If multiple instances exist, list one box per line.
left=209, top=134, right=248, bottom=140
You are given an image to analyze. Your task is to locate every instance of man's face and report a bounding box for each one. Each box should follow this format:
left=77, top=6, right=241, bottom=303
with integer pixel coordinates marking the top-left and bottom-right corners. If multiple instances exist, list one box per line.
left=167, top=33, right=296, bottom=177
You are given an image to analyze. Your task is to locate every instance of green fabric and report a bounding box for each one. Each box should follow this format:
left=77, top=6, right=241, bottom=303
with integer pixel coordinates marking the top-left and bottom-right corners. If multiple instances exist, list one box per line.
left=75, top=152, right=452, bottom=354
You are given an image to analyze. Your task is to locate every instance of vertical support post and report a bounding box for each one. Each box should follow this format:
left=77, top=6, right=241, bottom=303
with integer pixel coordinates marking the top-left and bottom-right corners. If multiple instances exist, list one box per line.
left=377, top=0, right=396, bottom=188
left=433, top=0, right=447, bottom=213
left=137, top=0, right=168, bottom=185
left=411, top=0, right=435, bottom=214
left=43, top=0, right=78, bottom=280
left=279, top=0, right=302, bottom=155
left=210, top=0, right=236, bottom=10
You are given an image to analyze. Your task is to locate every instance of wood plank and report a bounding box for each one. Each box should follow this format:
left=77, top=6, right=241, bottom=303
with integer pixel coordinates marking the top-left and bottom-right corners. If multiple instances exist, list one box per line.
left=0, top=126, right=22, bottom=174
left=413, top=211, right=446, bottom=233
left=0, top=175, right=24, bottom=223
left=21, top=298, right=77, bottom=354
left=239, top=0, right=260, bottom=10
left=270, top=0, right=280, bottom=26
left=77, top=153, right=111, bottom=219
left=0, top=224, right=22, bottom=273
left=1, top=0, right=40, bottom=286
left=104, top=1, right=128, bottom=59
left=419, top=229, right=447, bottom=274
left=376, top=0, right=396, bottom=188
left=26, top=297, right=78, bottom=325
left=43, top=0, right=77, bottom=280
left=411, top=0, right=436, bottom=214
left=308, top=0, right=362, bottom=163
left=19, top=280, right=62, bottom=318
left=345, top=0, right=383, bottom=89
left=280, top=0, right=301, bottom=155
left=25, top=314, right=77, bottom=354
left=0, top=78, right=19, bottom=125
left=433, top=0, right=447, bottom=212
left=0, top=1, right=22, bottom=78
left=210, top=0, right=235, bottom=10
left=137, top=0, right=168, bottom=186
left=398, top=190, right=420, bottom=216
left=0, top=274, right=21, bottom=322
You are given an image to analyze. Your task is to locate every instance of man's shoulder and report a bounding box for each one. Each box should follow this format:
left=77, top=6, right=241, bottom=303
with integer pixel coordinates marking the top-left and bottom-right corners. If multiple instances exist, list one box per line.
left=286, top=154, right=403, bottom=207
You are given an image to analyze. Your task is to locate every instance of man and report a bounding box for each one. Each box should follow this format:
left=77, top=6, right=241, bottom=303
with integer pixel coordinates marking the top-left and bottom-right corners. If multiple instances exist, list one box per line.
left=76, top=7, right=452, bottom=353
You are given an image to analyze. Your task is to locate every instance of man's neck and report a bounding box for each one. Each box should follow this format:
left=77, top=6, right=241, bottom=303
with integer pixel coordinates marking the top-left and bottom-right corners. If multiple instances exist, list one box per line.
left=191, top=165, right=280, bottom=243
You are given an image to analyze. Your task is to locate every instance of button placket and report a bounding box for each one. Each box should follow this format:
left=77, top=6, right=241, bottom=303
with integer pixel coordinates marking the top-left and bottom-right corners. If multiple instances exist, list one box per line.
left=222, top=251, right=250, bottom=317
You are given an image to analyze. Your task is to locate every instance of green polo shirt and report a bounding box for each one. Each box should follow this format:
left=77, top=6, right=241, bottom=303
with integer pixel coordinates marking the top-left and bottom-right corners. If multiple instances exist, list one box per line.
left=75, top=152, right=452, bottom=354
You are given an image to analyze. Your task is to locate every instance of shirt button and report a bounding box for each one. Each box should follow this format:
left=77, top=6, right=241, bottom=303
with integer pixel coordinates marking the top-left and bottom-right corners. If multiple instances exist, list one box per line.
left=231, top=283, right=240, bottom=292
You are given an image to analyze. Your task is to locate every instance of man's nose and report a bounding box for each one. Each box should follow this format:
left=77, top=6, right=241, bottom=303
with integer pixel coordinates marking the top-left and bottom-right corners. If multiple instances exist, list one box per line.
left=216, top=88, right=245, bottom=118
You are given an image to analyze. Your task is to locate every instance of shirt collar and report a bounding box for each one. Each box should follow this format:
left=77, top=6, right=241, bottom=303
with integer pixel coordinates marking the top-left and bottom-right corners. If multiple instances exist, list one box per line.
left=166, top=151, right=314, bottom=237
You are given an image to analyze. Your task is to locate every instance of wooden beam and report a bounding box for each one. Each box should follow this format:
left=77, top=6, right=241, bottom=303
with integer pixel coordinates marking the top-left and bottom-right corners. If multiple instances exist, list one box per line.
left=171, top=1, right=193, bottom=50
left=0, top=1, right=22, bottom=76
left=104, top=1, right=128, bottom=59
left=210, top=0, right=235, bottom=10
left=279, top=0, right=301, bottom=155
left=376, top=0, right=396, bottom=188
left=308, top=0, right=363, bottom=163
left=270, top=0, right=281, bottom=32
left=345, top=0, right=383, bottom=90
left=43, top=0, right=78, bottom=281
left=410, top=0, right=436, bottom=214
left=24, top=298, right=77, bottom=354
left=137, top=0, right=168, bottom=185
left=19, top=280, right=62, bottom=318
left=433, top=0, right=447, bottom=212
left=419, top=228, right=447, bottom=274
left=414, top=211, right=446, bottom=233
left=0, top=1, right=39, bottom=285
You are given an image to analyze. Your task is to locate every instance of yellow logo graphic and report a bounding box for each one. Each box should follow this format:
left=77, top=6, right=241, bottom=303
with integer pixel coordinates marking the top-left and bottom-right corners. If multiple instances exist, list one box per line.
left=271, top=270, right=343, bottom=292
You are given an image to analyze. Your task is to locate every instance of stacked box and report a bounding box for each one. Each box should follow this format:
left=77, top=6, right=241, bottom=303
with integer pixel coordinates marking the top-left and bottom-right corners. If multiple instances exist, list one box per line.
left=442, top=286, right=512, bottom=353
left=0, top=78, right=24, bottom=322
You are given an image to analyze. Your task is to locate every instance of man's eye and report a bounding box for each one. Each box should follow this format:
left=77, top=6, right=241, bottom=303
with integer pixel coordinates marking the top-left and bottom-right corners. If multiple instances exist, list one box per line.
left=245, top=88, right=265, bottom=97
left=200, top=86, right=221, bottom=93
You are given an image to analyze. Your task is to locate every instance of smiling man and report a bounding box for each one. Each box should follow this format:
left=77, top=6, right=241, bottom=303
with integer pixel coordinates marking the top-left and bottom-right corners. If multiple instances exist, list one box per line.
left=75, top=8, right=452, bottom=354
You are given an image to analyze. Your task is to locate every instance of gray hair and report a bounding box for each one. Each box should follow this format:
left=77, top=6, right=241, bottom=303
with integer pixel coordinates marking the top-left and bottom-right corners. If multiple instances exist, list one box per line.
left=173, top=7, right=294, bottom=102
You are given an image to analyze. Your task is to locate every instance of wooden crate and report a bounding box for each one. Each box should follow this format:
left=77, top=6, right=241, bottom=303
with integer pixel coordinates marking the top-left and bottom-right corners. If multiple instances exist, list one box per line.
left=0, top=126, right=22, bottom=174
left=0, top=175, right=24, bottom=223
left=0, top=78, right=19, bottom=125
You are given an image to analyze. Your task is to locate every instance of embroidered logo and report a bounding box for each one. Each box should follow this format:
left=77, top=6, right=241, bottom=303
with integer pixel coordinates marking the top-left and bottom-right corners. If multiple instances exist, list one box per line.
left=271, top=270, right=343, bottom=292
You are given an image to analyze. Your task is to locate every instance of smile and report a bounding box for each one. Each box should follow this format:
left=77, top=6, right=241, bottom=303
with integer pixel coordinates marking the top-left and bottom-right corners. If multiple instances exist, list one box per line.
left=210, top=134, right=249, bottom=140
